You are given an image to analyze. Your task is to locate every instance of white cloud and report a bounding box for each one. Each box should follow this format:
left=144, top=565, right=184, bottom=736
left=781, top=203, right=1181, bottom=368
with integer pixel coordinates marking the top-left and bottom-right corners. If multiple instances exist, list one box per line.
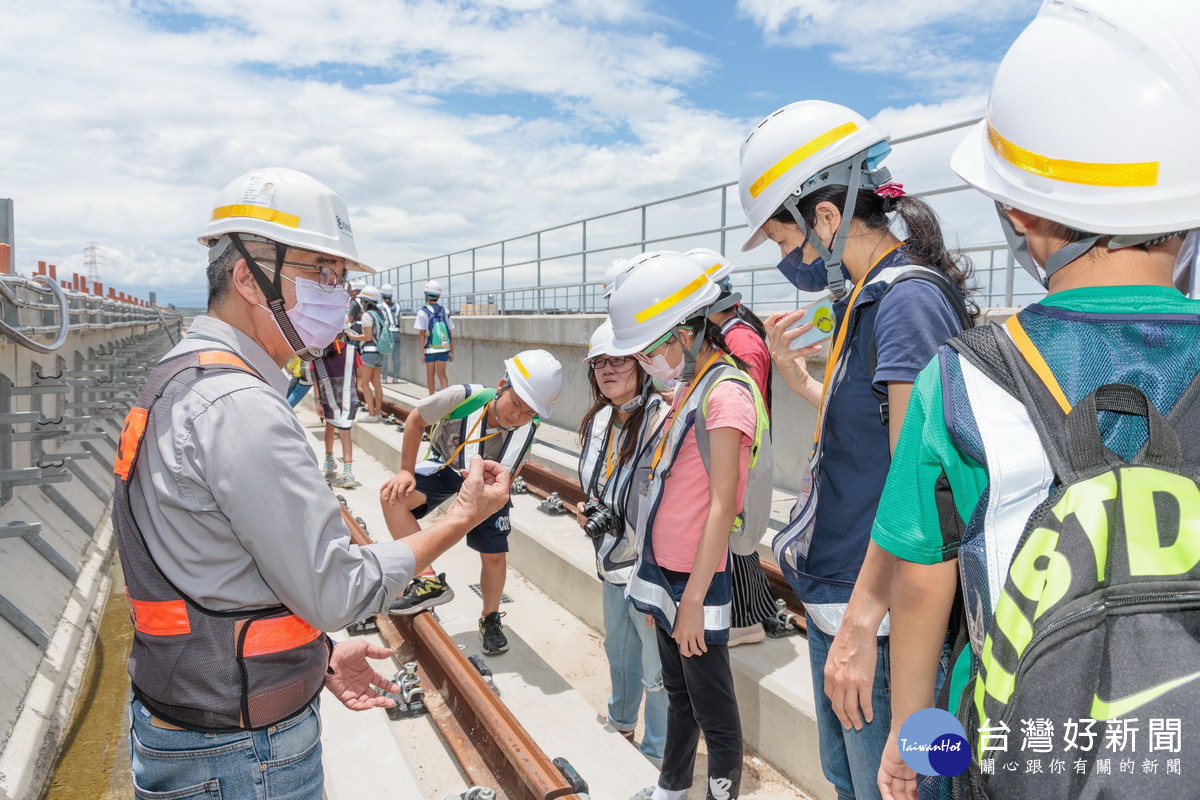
left=736, top=0, right=1039, bottom=96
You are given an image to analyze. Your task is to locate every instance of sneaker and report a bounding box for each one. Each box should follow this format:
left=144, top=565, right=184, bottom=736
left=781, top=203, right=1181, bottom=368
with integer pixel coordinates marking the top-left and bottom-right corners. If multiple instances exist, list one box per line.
left=360, top=414, right=380, bottom=423
left=389, top=573, right=454, bottom=615
left=479, top=611, right=508, bottom=655
left=337, top=466, right=361, bottom=489
left=323, top=455, right=337, bottom=481
left=728, top=623, right=766, bottom=647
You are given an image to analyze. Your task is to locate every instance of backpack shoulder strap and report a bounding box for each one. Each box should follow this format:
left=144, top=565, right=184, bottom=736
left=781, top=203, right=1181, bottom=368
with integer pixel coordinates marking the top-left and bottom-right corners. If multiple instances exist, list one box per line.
left=868, top=269, right=972, bottom=424
left=445, top=385, right=494, bottom=420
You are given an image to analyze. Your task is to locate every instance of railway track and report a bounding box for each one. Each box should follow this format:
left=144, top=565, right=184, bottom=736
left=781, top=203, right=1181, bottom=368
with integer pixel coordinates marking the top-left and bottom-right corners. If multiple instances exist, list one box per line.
left=338, top=504, right=586, bottom=800
left=378, top=396, right=807, bottom=633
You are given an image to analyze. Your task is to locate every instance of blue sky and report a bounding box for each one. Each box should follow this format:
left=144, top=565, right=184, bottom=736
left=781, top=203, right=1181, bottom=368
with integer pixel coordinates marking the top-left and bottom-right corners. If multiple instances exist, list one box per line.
left=1, top=0, right=1041, bottom=307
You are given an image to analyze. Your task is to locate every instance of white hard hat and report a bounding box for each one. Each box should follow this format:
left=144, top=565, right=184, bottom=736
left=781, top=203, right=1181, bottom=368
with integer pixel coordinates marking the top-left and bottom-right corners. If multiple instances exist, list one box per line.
left=607, top=251, right=721, bottom=356
left=585, top=319, right=615, bottom=361
left=504, top=349, right=563, bottom=419
left=685, top=248, right=734, bottom=283
left=359, top=285, right=382, bottom=303
left=381, top=283, right=394, bottom=295
left=351, top=279, right=366, bottom=291
left=738, top=101, right=889, bottom=252
left=601, top=259, right=637, bottom=299
left=423, top=280, right=443, bottom=296
left=197, top=167, right=375, bottom=272
left=952, top=0, right=1200, bottom=237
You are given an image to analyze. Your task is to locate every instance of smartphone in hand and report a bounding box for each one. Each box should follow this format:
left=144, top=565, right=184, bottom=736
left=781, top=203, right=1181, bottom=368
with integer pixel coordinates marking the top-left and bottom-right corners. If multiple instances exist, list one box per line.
left=788, top=294, right=836, bottom=350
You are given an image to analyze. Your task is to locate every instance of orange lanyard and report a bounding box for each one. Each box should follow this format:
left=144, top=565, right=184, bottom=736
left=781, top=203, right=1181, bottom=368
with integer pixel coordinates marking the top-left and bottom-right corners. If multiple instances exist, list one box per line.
left=602, top=423, right=620, bottom=484
left=813, top=242, right=902, bottom=446
left=444, top=401, right=502, bottom=466
left=649, top=352, right=724, bottom=477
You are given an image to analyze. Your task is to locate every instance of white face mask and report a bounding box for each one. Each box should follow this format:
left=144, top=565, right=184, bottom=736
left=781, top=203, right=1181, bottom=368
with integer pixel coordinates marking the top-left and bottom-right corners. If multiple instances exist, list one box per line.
left=641, top=350, right=684, bottom=388
left=260, top=273, right=348, bottom=352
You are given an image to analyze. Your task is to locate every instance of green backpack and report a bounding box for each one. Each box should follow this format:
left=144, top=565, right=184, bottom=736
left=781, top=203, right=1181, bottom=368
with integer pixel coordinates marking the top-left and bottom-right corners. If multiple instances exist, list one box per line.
left=368, top=309, right=394, bottom=356
left=947, top=325, right=1200, bottom=800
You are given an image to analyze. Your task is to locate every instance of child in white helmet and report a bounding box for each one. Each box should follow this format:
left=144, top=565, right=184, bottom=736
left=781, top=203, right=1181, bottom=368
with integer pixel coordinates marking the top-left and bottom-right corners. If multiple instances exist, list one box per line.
left=379, top=284, right=402, bottom=382
left=415, top=279, right=454, bottom=394
left=609, top=251, right=771, bottom=800
left=576, top=319, right=669, bottom=766
left=379, top=349, right=563, bottom=655
left=873, top=2, right=1200, bottom=798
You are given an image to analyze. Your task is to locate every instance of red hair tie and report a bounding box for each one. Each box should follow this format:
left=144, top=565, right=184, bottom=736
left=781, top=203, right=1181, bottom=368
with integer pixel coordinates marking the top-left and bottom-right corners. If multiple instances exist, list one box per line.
left=875, top=182, right=906, bottom=199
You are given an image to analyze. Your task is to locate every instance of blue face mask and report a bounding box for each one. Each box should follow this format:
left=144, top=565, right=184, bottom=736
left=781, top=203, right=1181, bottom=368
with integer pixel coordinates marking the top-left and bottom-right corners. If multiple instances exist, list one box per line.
left=777, top=247, right=848, bottom=293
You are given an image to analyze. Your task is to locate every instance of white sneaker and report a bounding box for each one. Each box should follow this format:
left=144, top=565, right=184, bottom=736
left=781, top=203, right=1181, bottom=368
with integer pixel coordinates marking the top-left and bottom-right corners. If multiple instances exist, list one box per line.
left=727, top=623, right=766, bottom=647
left=359, top=414, right=380, bottom=423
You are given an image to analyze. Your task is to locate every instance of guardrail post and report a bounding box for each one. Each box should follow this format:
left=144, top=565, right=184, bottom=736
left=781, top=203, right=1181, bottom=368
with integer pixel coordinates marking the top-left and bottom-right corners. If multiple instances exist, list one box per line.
left=535, top=232, right=542, bottom=314
left=720, top=185, right=728, bottom=255
left=1004, top=250, right=1015, bottom=306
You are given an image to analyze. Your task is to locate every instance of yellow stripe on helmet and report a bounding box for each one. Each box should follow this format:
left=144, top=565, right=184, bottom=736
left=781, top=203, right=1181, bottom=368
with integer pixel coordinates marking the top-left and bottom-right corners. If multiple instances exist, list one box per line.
left=748, top=121, right=860, bottom=199
left=211, top=204, right=301, bottom=229
left=987, top=122, right=1158, bottom=188
left=635, top=273, right=709, bottom=324
left=704, top=262, right=723, bottom=276
left=511, top=355, right=531, bottom=379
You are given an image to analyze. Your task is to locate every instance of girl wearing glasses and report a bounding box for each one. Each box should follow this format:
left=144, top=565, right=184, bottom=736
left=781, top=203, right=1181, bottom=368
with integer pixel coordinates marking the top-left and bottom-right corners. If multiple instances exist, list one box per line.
left=576, top=321, right=668, bottom=767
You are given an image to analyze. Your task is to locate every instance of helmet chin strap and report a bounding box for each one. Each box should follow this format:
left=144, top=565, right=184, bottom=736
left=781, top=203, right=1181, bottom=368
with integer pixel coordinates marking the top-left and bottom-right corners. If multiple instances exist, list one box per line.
left=618, top=375, right=650, bottom=412
left=228, top=233, right=341, bottom=407
left=677, top=324, right=708, bottom=383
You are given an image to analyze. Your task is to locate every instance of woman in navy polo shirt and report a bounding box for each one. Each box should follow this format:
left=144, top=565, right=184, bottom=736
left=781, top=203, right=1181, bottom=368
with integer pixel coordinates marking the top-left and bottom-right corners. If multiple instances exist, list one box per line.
left=736, top=100, right=973, bottom=800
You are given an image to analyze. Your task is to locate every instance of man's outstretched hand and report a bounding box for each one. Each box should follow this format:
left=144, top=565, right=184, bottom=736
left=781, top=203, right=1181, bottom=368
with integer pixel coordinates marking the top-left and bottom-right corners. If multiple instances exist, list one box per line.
left=450, top=455, right=511, bottom=526
left=324, top=639, right=401, bottom=711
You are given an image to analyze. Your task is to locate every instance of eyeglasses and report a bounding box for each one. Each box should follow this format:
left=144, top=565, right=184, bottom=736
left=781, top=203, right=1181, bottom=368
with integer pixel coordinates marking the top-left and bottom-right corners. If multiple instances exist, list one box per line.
left=591, top=356, right=634, bottom=370
left=256, top=260, right=348, bottom=294
left=640, top=330, right=676, bottom=356
left=285, top=262, right=348, bottom=294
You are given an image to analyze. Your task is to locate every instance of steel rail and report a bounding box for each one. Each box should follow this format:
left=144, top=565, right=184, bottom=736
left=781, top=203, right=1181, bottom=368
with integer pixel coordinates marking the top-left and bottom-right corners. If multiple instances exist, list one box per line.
left=338, top=505, right=582, bottom=800
left=378, top=397, right=808, bottom=631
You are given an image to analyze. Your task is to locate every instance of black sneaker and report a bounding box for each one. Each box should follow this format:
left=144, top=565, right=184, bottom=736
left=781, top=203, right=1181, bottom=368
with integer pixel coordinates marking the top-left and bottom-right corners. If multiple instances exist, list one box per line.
left=479, top=611, right=508, bottom=655
left=388, top=573, right=454, bottom=615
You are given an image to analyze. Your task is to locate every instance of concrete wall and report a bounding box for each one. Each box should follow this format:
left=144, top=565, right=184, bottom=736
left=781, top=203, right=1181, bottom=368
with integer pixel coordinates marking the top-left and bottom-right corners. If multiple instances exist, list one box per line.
left=0, top=319, right=176, bottom=800
left=395, top=314, right=824, bottom=491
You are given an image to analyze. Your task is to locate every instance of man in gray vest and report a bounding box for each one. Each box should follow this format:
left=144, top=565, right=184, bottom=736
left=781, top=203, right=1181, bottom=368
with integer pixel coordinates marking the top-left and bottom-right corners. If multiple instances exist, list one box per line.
left=118, top=168, right=511, bottom=799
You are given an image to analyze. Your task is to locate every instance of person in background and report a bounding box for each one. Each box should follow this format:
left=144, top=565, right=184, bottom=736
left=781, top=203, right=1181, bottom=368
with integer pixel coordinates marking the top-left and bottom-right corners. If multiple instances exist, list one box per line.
left=415, top=279, right=454, bottom=394
left=738, top=100, right=972, bottom=800
left=313, top=333, right=362, bottom=488
left=347, top=284, right=386, bottom=422
left=285, top=355, right=312, bottom=408
left=577, top=319, right=669, bottom=766
left=688, top=248, right=781, bottom=648
left=380, top=283, right=402, bottom=383
left=610, top=251, right=770, bottom=800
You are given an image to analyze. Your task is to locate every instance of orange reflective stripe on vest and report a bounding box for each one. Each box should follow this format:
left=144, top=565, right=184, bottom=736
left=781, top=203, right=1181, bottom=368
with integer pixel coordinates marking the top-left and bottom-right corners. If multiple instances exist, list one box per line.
left=242, top=615, right=322, bottom=658
left=115, top=407, right=149, bottom=480
left=127, top=592, right=192, bottom=636
left=197, top=351, right=254, bottom=371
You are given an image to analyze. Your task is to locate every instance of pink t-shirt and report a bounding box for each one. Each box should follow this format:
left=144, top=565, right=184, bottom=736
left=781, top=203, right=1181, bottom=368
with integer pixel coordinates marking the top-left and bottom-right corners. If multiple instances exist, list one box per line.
left=722, top=322, right=770, bottom=403
left=651, top=380, right=758, bottom=573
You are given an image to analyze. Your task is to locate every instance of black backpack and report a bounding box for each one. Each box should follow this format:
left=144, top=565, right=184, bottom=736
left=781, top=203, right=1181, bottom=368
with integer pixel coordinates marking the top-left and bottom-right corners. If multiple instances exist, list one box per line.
left=946, top=323, right=1200, bottom=799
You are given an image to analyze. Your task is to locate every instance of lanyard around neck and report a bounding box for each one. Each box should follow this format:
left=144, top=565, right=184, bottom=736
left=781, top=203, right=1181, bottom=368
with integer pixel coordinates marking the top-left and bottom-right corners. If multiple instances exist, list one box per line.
left=443, top=400, right=501, bottom=467
left=649, top=351, right=725, bottom=477
left=812, top=242, right=903, bottom=446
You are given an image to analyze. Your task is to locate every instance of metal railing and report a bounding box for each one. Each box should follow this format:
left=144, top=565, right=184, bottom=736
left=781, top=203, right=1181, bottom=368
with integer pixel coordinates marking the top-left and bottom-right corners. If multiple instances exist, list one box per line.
left=373, top=117, right=1046, bottom=316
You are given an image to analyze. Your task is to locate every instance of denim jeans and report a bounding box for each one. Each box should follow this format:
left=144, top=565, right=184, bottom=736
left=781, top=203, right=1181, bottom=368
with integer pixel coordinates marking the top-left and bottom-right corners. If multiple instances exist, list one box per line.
left=383, top=345, right=401, bottom=382
left=806, top=618, right=953, bottom=800
left=286, top=380, right=311, bottom=408
left=806, top=618, right=892, bottom=800
left=602, top=581, right=668, bottom=762
left=129, top=697, right=324, bottom=800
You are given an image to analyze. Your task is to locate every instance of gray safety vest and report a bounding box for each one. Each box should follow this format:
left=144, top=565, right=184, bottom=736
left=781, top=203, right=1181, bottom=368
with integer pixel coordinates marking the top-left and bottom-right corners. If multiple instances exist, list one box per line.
left=578, top=398, right=665, bottom=585
left=624, top=358, right=768, bottom=643
left=114, top=350, right=330, bottom=732
left=415, top=384, right=538, bottom=476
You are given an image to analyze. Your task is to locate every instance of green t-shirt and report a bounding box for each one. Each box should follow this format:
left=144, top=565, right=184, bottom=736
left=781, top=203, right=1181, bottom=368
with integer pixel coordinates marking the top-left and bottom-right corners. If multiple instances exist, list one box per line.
left=870, top=284, right=1200, bottom=710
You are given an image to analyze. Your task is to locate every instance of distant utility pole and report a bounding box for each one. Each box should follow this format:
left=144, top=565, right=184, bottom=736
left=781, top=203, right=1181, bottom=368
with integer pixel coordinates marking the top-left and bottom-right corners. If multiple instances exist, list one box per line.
left=84, top=242, right=103, bottom=283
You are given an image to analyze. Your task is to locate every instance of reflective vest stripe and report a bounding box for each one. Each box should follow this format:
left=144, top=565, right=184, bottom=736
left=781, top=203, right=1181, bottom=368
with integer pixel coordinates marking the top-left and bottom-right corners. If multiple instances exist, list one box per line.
left=242, top=615, right=323, bottom=658
left=115, top=407, right=150, bottom=480
left=126, top=593, right=191, bottom=636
